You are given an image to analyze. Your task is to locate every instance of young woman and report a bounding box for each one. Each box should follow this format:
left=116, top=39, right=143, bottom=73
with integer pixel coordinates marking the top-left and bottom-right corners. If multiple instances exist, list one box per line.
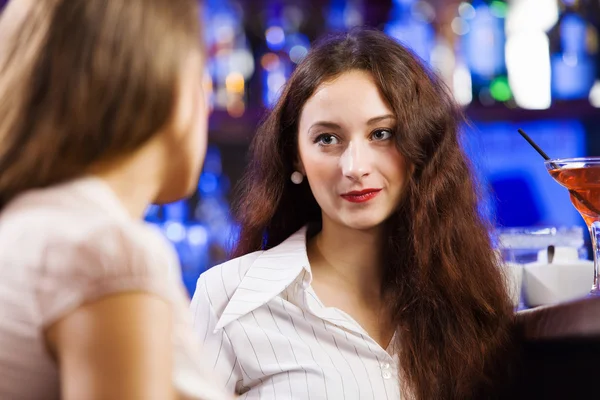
left=192, top=29, right=515, bottom=399
left=0, top=1, right=231, bottom=399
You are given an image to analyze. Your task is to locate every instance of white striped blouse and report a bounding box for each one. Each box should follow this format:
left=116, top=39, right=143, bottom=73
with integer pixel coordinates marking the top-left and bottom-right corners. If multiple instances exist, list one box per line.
left=190, top=226, right=401, bottom=399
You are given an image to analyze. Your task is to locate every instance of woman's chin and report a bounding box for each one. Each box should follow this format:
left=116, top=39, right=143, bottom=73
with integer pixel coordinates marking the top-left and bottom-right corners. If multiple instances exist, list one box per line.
left=154, top=175, right=198, bottom=204
left=334, top=214, right=387, bottom=232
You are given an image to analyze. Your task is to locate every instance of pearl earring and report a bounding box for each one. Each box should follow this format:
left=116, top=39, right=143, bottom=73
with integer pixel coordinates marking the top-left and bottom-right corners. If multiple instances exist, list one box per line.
left=291, top=171, right=304, bottom=184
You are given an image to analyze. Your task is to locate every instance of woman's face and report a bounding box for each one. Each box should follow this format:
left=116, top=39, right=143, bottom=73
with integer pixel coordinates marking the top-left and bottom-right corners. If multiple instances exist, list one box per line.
left=156, top=54, right=209, bottom=203
left=297, top=69, right=409, bottom=231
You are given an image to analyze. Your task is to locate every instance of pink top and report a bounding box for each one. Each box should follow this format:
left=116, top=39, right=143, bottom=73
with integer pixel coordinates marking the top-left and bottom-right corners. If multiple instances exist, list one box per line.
left=0, top=177, right=231, bottom=400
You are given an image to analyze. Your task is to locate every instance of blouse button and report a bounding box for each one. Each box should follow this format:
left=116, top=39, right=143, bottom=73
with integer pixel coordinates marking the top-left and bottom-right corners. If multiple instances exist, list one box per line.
left=382, top=370, right=392, bottom=380
left=381, top=362, right=390, bottom=370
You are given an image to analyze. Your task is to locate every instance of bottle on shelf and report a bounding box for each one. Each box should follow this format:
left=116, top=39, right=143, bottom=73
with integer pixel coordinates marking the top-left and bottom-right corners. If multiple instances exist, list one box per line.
left=548, top=0, right=598, bottom=101
left=461, top=0, right=511, bottom=106
left=203, top=0, right=254, bottom=117
left=384, top=0, right=435, bottom=65
left=505, top=0, right=558, bottom=109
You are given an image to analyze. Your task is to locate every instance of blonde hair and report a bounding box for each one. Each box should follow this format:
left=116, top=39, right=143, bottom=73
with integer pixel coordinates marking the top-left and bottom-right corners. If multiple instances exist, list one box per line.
left=0, top=0, right=203, bottom=208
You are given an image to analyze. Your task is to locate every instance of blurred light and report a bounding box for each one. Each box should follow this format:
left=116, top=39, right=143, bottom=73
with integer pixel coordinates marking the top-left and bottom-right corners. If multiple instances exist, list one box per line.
left=489, top=1, right=508, bottom=18
left=283, top=5, right=304, bottom=31
left=463, top=120, right=586, bottom=229
left=490, top=76, right=512, bottom=102
left=225, top=72, right=244, bottom=93
left=289, top=45, right=308, bottom=64
left=226, top=98, right=245, bottom=118
left=215, top=48, right=232, bottom=59
left=284, top=33, right=311, bottom=55
left=214, top=49, right=233, bottom=82
left=165, top=222, right=186, bottom=242
left=458, top=3, right=476, bottom=20
left=199, top=172, right=219, bottom=195
left=215, top=87, right=228, bottom=108
left=263, top=57, right=288, bottom=106
left=328, top=0, right=364, bottom=30
left=464, top=4, right=505, bottom=78
left=506, top=0, right=558, bottom=35
left=506, top=32, right=551, bottom=109
left=215, top=24, right=235, bottom=43
left=478, top=87, right=495, bottom=106
left=229, top=49, right=255, bottom=79
left=551, top=13, right=596, bottom=100
left=328, top=0, right=346, bottom=30
left=453, top=62, right=473, bottom=106
left=202, top=68, right=215, bottom=114
left=451, top=17, right=470, bottom=35
left=412, top=1, right=435, bottom=23
left=262, top=29, right=290, bottom=107
left=562, top=53, right=578, bottom=67
left=431, top=42, right=455, bottom=66
left=261, top=53, right=280, bottom=71
left=590, top=81, right=600, bottom=107
left=552, top=55, right=596, bottom=100
left=267, top=71, right=286, bottom=91
left=164, top=200, right=187, bottom=221
left=187, top=225, right=208, bottom=246
left=431, top=40, right=455, bottom=87
left=344, top=7, right=363, bottom=27
left=561, top=14, right=588, bottom=55
left=266, top=26, right=285, bottom=50
left=203, top=71, right=214, bottom=102
left=203, top=146, right=222, bottom=175
left=385, top=0, right=435, bottom=64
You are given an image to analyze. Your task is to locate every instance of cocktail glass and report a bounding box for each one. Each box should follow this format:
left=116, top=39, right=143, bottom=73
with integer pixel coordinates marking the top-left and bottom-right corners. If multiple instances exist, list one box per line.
left=546, top=157, right=600, bottom=296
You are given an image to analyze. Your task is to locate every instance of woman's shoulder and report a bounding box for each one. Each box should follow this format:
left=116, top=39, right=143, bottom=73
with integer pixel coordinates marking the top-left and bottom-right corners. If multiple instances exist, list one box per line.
left=0, top=178, right=171, bottom=266
left=4, top=215, right=180, bottom=329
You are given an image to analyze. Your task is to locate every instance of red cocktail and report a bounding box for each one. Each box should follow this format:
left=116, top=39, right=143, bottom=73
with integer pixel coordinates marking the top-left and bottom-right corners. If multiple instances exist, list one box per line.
left=547, top=158, right=600, bottom=296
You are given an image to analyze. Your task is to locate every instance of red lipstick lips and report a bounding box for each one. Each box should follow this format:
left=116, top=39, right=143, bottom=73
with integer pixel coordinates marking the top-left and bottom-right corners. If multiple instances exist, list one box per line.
left=340, top=189, right=382, bottom=203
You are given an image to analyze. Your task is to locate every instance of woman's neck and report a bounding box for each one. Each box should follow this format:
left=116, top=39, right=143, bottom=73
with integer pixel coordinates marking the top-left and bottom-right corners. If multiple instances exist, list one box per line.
left=307, top=218, right=386, bottom=300
left=88, top=141, right=163, bottom=220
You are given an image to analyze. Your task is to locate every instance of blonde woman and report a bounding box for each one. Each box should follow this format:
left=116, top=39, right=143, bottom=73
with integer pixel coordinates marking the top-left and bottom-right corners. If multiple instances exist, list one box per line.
left=0, top=1, right=231, bottom=399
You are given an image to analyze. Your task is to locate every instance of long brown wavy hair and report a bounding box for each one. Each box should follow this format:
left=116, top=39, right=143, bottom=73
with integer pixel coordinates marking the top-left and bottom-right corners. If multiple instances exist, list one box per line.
left=0, top=0, right=202, bottom=209
left=233, top=29, right=515, bottom=399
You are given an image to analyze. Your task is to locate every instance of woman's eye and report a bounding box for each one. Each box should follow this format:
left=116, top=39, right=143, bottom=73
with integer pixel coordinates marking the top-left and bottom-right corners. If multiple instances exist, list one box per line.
left=315, top=134, right=340, bottom=146
left=371, top=129, right=393, bottom=141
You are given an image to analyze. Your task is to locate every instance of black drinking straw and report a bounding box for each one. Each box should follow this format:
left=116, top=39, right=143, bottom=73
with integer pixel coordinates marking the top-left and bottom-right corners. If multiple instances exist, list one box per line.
left=517, top=128, right=600, bottom=214
left=518, top=129, right=553, bottom=165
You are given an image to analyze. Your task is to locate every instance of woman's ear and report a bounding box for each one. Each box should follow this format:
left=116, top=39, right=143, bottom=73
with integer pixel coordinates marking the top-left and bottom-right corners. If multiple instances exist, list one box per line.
left=293, top=153, right=305, bottom=175
left=293, top=161, right=305, bottom=175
